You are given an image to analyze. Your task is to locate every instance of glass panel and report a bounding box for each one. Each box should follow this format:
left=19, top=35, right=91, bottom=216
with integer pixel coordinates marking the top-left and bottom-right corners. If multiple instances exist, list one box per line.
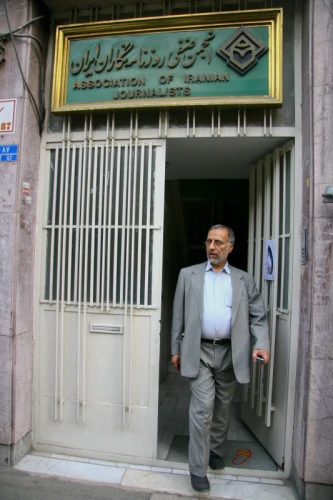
left=279, top=154, right=284, bottom=235
left=269, top=159, right=274, bottom=238
left=44, top=229, right=52, bottom=300
left=111, top=146, right=119, bottom=226
left=252, top=168, right=257, bottom=274
left=277, top=237, right=283, bottom=309
left=142, top=146, right=149, bottom=225
left=47, top=150, right=56, bottom=225
left=261, top=167, right=265, bottom=236
left=54, top=149, right=63, bottom=226
left=283, top=237, right=290, bottom=310
left=285, top=150, right=291, bottom=234
left=150, top=147, right=156, bottom=225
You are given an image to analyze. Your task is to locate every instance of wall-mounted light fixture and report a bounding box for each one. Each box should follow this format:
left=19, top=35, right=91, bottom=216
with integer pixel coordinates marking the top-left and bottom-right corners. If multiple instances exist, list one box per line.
left=322, top=186, right=333, bottom=203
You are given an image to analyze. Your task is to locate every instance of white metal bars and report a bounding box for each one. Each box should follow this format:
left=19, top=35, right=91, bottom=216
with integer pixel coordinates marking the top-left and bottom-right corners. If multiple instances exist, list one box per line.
left=246, top=142, right=294, bottom=426
left=43, top=144, right=158, bottom=309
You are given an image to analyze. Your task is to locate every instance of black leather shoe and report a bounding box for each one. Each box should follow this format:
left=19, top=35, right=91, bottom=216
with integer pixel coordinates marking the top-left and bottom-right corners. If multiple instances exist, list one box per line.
left=209, top=451, right=226, bottom=470
left=190, top=473, right=210, bottom=492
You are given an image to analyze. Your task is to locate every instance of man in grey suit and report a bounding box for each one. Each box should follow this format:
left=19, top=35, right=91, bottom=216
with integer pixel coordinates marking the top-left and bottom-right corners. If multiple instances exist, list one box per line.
left=171, top=224, right=270, bottom=493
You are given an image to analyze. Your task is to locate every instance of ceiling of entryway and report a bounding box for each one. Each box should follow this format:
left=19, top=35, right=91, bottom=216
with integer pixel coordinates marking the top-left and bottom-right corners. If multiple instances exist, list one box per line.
left=165, top=137, right=289, bottom=179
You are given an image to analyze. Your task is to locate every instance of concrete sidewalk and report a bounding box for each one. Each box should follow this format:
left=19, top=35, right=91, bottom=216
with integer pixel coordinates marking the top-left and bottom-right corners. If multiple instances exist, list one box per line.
left=1, top=452, right=298, bottom=500
left=1, top=465, right=201, bottom=500
left=0, top=466, right=198, bottom=500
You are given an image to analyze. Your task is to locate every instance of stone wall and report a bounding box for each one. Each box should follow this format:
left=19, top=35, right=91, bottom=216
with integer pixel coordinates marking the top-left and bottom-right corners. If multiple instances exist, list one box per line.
left=293, top=0, right=333, bottom=497
left=0, top=0, right=46, bottom=464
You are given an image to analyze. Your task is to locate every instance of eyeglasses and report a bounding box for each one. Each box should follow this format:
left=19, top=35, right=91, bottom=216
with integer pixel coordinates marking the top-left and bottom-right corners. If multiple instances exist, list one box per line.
left=204, top=239, right=228, bottom=248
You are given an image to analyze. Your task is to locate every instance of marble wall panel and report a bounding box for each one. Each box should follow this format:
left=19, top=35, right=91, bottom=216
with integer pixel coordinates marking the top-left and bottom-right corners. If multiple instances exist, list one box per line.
left=0, top=335, right=12, bottom=445
left=305, top=359, right=333, bottom=483
left=12, top=331, right=33, bottom=442
left=0, top=213, right=15, bottom=337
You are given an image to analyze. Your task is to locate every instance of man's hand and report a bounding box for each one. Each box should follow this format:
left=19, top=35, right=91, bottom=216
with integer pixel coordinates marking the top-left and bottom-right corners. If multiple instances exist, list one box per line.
left=252, top=349, right=270, bottom=366
left=171, top=354, right=181, bottom=372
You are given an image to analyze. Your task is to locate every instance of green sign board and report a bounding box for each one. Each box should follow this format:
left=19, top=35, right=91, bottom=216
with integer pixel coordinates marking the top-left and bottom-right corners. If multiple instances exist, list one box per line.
left=52, top=10, right=282, bottom=112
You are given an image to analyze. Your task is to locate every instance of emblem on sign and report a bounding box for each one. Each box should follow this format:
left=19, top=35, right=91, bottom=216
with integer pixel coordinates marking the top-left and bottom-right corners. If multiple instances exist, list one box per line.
left=216, top=25, right=268, bottom=75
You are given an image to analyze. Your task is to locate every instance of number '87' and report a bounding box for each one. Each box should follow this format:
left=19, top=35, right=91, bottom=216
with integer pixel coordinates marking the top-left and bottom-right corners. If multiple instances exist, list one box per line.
left=1, top=122, right=12, bottom=131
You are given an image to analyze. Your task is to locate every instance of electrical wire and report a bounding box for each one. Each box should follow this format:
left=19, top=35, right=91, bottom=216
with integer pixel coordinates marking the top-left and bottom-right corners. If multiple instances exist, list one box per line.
left=0, top=15, right=46, bottom=38
left=12, top=33, right=43, bottom=53
left=3, top=1, right=45, bottom=133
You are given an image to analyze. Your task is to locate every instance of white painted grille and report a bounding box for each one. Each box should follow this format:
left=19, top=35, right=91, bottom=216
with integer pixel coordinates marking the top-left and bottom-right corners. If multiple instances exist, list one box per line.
left=246, top=141, right=294, bottom=426
left=43, top=127, right=158, bottom=309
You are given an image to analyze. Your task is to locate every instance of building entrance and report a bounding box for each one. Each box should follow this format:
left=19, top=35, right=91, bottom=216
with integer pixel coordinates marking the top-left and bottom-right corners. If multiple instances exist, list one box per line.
left=159, top=137, right=294, bottom=472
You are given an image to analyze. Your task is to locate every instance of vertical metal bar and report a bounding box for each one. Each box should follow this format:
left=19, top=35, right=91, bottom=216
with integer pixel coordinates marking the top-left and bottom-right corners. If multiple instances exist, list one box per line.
left=137, top=143, right=145, bottom=308
left=192, top=109, right=196, bottom=137
left=279, top=150, right=287, bottom=309
left=82, top=114, right=93, bottom=423
left=250, top=161, right=263, bottom=410
left=112, top=144, right=121, bottom=306
left=187, top=109, right=190, bottom=137
left=66, top=145, right=76, bottom=303
left=54, top=143, right=65, bottom=420
left=119, top=145, right=129, bottom=307
left=264, top=108, right=267, bottom=137
left=237, top=107, right=241, bottom=136
left=243, top=164, right=255, bottom=403
left=257, top=156, right=272, bottom=417
left=164, top=111, right=168, bottom=137
left=254, top=163, right=263, bottom=287
left=218, top=109, right=221, bottom=137
left=73, top=146, right=83, bottom=305
left=96, top=145, right=105, bottom=306
left=128, top=137, right=139, bottom=429
left=123, top=133, right=133, bottom=430
left=101, top=116, right=111, bottom=311
left=49, top=148, right=59, bottom=303
left=265, top=148, right=281, bottom=427
left=60, top=117, right=71, bottom=421
left=106, top=136, right=115, bottom=311
left=89, top=146, right=98, bottom=305
left=54, top=117, right=67, bottom=421
left=144, top=144, right=152, bottom=306
left=211, top=109, right=214, bottom=136
left=243, top=108, right=247, bottom=136
left=135, top=110, right=139, bottom=139
left=76, top=121, right=88, bottom=422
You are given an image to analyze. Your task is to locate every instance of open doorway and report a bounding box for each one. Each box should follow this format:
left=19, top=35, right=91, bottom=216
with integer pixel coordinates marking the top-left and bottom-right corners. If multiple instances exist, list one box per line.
left=158, top=136, right=290, bottom=473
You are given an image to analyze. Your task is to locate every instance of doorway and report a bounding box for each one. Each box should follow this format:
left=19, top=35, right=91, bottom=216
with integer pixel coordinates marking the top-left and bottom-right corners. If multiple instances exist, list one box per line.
left=158, top=137, right=294, bottom=473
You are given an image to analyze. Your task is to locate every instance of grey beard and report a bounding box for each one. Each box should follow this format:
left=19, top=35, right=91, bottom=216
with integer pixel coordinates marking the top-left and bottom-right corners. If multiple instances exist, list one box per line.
left=208, top=255, right=221, bottom=265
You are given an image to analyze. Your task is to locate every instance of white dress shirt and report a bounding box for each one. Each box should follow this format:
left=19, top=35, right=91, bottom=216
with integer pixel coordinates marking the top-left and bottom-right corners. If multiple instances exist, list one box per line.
left=201, top=261, right=232, bottom=340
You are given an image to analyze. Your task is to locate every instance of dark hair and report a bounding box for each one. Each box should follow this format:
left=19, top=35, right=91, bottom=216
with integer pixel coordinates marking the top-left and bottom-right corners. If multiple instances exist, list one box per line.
left=208, top=224, right=235, bottom=245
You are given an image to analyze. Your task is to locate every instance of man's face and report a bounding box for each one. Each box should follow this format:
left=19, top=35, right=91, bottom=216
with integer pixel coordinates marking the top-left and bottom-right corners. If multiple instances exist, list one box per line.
left=206, top=228, right=234, bottom=268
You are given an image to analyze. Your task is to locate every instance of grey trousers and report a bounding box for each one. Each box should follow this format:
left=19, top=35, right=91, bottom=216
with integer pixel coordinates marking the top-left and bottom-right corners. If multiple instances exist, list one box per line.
left=188, top=341, right=237, bottom=476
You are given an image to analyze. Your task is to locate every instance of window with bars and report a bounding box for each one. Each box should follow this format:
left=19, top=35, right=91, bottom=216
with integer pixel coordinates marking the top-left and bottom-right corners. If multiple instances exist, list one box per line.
left=43, top=142, right=156, bottom=307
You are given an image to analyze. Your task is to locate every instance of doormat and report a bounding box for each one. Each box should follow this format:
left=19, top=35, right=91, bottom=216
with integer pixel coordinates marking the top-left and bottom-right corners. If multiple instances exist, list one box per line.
left=166, top=435, right=278, bottom=471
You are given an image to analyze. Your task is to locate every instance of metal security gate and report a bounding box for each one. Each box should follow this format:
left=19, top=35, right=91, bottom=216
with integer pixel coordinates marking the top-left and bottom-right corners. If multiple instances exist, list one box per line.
left=241, top=141, right=294, bottom=468
left=36, top=118, right=165, bottom=458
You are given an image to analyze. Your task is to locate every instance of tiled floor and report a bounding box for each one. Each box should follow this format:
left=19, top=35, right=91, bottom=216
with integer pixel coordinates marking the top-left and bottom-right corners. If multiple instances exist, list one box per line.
left=15, top=453, right=297, bottom=500
left=158, top=369, right=258, bottom=464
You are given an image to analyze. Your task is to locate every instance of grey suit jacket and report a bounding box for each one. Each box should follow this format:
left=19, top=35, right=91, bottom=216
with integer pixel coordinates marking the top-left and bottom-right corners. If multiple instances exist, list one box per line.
left=171, top=262, right=270, bottom=384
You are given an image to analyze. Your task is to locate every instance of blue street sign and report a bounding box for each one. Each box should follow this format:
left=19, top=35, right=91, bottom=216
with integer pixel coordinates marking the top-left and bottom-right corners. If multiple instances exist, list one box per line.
left=0, top=144, right=19, bottom=162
